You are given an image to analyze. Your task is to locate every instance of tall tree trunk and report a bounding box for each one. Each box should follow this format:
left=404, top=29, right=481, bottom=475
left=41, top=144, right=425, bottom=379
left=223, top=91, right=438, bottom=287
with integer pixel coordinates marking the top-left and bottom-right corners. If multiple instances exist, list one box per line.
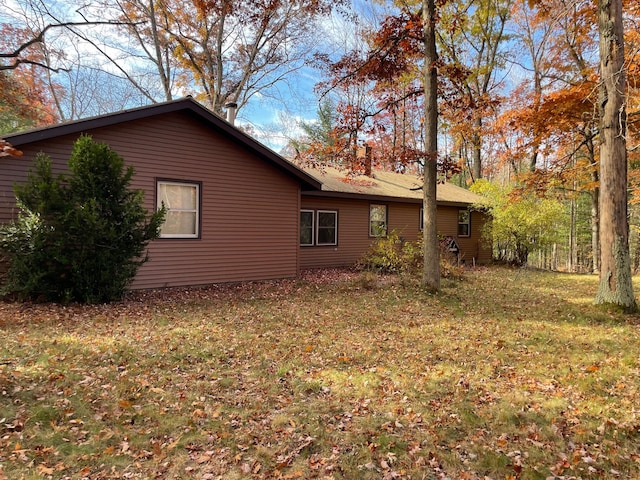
left=585, top=132, right=600, bottom=273
left=472, top=128, right=482, bottom=182
left=591, top=176, right=600, bottom=273
left=472, top=120, right=482, bottom=181
left=569, top=195, right=576, bottom=272
left=595, top=0, right=635, bottom=311
left=422, top=0, right=440, bottom=290
left=633, top=226, right=640, bottom=274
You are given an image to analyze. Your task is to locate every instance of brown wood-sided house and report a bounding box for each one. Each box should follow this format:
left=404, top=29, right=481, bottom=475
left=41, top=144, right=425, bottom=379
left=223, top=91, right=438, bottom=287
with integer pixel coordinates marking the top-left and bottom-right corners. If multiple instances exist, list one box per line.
left=1, top=97, right=491, bottom=290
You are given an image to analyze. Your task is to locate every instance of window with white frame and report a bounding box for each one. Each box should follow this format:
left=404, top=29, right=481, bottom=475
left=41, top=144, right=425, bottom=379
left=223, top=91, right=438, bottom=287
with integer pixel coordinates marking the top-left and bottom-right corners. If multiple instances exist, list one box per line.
left=157, top=180, right=200, bottom=238
left=458, top=209, right=470, bottom=237
left=369, top=204, right=387, bottom=237
left=316, top=210, right=337, bottom=245
left=300, top=210, right=314, bottom=246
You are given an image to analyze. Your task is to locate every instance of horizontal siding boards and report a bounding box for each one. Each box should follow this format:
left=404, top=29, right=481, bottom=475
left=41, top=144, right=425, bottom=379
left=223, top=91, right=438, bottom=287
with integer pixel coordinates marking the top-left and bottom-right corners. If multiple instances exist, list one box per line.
left=445, top=209, right=492, bottom=265
left=436, top=207, right=459, bottom=237
left=471, top=211, right=493, bottom=264
left=388, top=203, right=421, bottom=241
left=300, top=196, right=490, bottom=268
left=300, top=197, right=371, bottom=268
left=428, top=206, right=491, bottom=265
left=0, top=143, right=74, bottom=224
left=1, top=112, right=301, bottom=289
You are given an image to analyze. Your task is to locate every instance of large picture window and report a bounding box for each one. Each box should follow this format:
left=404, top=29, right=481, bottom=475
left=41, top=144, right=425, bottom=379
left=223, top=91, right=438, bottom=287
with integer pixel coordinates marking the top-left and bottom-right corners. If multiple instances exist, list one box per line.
left=157, top=180, right=200, bottom=238
left=458, top=209, right=470, bottom=237
left=370, top=204, right=387, bottom=237
left=317, top=210, right=337, bottom=246
left=300, top=210, right=314, bottom=246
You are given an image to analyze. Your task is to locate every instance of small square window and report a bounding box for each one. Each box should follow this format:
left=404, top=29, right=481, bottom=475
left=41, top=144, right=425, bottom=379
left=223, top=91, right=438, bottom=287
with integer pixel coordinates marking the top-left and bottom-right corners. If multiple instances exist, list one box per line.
left=370, top=204, right=387, bottom=237
left=157, top=180, right=200, bottom=238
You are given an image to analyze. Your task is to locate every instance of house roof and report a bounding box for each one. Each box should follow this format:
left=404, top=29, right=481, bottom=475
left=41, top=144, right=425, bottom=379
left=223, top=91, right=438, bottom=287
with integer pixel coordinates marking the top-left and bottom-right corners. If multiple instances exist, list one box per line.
left=4, top=98, right=479, bottom=206
left=4, top=96, right=322, bottom=190
left=301, top=166, right=481, bottom=206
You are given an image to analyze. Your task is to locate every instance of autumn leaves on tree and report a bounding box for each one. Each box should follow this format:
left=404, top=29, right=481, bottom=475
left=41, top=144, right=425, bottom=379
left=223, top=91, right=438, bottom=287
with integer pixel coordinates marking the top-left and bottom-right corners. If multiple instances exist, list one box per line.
left=293, top=0, right=638, bottom=306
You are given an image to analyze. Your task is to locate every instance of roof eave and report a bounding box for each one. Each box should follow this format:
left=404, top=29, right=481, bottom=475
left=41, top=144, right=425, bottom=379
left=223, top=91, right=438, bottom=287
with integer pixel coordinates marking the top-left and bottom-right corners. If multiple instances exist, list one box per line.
left=4, top=97, right=322, bottom=191
left=301, top=190, right=475, bottom=206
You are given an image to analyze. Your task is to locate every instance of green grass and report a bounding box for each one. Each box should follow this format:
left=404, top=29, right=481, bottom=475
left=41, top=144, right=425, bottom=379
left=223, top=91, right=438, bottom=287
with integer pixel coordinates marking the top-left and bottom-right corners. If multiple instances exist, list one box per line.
left=1, top=267, right=640, bottom=479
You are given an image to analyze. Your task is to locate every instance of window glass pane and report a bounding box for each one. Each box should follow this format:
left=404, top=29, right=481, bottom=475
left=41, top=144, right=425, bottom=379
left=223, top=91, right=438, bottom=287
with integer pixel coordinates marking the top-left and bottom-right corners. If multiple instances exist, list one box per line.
left=458, top=209, right=470, bottom=236
left=317, top=227, right=335, bottom=244
left=300, top=228, right=313, bottom=245
left=317, top=211, right=337, bottom=245
left=163, top=211, right=197, bottom=235
left=318, top=211, right=335, bottom=227
left=370, top=205, right=386, bottom=222
left=370, top=204, right=387, bottom=236
left=300, top=211, right=314, bottom=245
left=301, top=211, right=313, bottom=228
left=160, top=184, right=196, bottom=210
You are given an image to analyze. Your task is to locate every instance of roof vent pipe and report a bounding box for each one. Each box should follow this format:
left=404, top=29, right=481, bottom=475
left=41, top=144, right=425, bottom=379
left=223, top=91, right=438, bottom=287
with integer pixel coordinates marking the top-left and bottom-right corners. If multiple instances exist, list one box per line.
left=225, top=102, right=238, bottom=125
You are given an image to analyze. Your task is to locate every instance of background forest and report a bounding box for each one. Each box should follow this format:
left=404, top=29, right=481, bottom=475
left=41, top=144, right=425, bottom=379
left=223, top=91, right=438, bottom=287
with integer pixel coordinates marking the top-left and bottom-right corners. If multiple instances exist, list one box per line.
left=2, top=0, right=640, bottom=274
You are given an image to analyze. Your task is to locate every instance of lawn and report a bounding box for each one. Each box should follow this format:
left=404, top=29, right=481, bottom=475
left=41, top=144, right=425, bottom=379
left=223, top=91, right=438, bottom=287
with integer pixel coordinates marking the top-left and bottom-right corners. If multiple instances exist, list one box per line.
left=1, top=267, right=639, bottom=479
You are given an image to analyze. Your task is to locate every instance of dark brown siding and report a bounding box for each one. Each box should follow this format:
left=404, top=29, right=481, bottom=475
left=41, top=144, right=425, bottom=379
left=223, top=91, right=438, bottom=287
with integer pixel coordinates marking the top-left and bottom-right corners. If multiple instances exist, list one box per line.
left=437, top=206, right=492, bottom=265
left=1, top=112, right=301, bottom=289
left=300, top=196, right=491, bottom=268
left=300, top=197, right=371, bottom=268
left=470, top=210, right=493, bottom=264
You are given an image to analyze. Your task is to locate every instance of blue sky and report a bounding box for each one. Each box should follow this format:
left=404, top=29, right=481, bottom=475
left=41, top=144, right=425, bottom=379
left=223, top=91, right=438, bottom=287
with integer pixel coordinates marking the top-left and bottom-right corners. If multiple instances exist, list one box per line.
left=1, top=0, right=393, bottom=152
left=230, top=0, right=391, bottom=152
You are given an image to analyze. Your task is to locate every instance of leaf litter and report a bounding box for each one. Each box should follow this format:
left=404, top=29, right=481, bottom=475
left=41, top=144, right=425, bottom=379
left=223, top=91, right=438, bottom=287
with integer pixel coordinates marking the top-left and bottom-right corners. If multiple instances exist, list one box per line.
left=1, top=267, right=640, bottom=479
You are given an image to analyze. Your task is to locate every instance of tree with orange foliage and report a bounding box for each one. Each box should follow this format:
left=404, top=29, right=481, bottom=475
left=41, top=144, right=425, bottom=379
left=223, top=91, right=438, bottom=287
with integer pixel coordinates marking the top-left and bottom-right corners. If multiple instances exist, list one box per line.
left=1, top=23, right=59, bottom=134
left=0, top=139, right=22, bottom=157
left=302, top=1, right=447, bottom=289
left=501, top=0, right=640, bottom=301
left=497, top=0, right=602, bottom=271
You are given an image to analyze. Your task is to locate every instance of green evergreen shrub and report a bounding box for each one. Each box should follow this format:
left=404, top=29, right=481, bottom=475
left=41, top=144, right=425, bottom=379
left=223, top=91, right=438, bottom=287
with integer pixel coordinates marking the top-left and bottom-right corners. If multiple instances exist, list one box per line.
left=0, top=135, right=165, bottom=303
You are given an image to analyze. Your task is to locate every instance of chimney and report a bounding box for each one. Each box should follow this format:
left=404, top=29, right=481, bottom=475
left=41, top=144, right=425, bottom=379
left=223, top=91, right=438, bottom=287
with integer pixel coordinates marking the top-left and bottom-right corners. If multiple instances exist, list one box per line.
left=225, top=102, right=238, bottom=125
left=364, top=143, right=372, bottom=177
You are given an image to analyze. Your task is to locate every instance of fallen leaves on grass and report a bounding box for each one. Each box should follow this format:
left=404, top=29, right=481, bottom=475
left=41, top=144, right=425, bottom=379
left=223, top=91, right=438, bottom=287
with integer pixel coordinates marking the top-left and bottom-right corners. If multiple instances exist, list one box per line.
left=1, top=268, right=640, bottom=479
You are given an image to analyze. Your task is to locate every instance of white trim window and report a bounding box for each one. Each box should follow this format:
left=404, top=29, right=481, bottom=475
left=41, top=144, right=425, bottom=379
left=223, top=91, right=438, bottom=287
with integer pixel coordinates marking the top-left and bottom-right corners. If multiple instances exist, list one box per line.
left=316, top=210, right=337, bottom=246
left=458, top=209, right=470, bottom=237
left=300, top=210, right=314, bottom=246
left=369, top=204, right=387, bottom=237
left=157, top=180, right=200, bottom=238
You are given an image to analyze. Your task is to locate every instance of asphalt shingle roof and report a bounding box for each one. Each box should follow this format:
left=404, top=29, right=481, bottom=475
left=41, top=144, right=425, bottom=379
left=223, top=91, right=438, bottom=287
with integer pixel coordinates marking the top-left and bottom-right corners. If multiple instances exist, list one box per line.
left=302, top=166, right=481, bottom=206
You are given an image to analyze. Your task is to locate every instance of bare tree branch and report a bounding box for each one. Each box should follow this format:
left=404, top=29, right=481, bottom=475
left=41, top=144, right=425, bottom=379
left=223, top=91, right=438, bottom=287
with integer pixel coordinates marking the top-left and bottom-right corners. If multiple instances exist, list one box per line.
left=0, top=20, right=140, bottom=72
